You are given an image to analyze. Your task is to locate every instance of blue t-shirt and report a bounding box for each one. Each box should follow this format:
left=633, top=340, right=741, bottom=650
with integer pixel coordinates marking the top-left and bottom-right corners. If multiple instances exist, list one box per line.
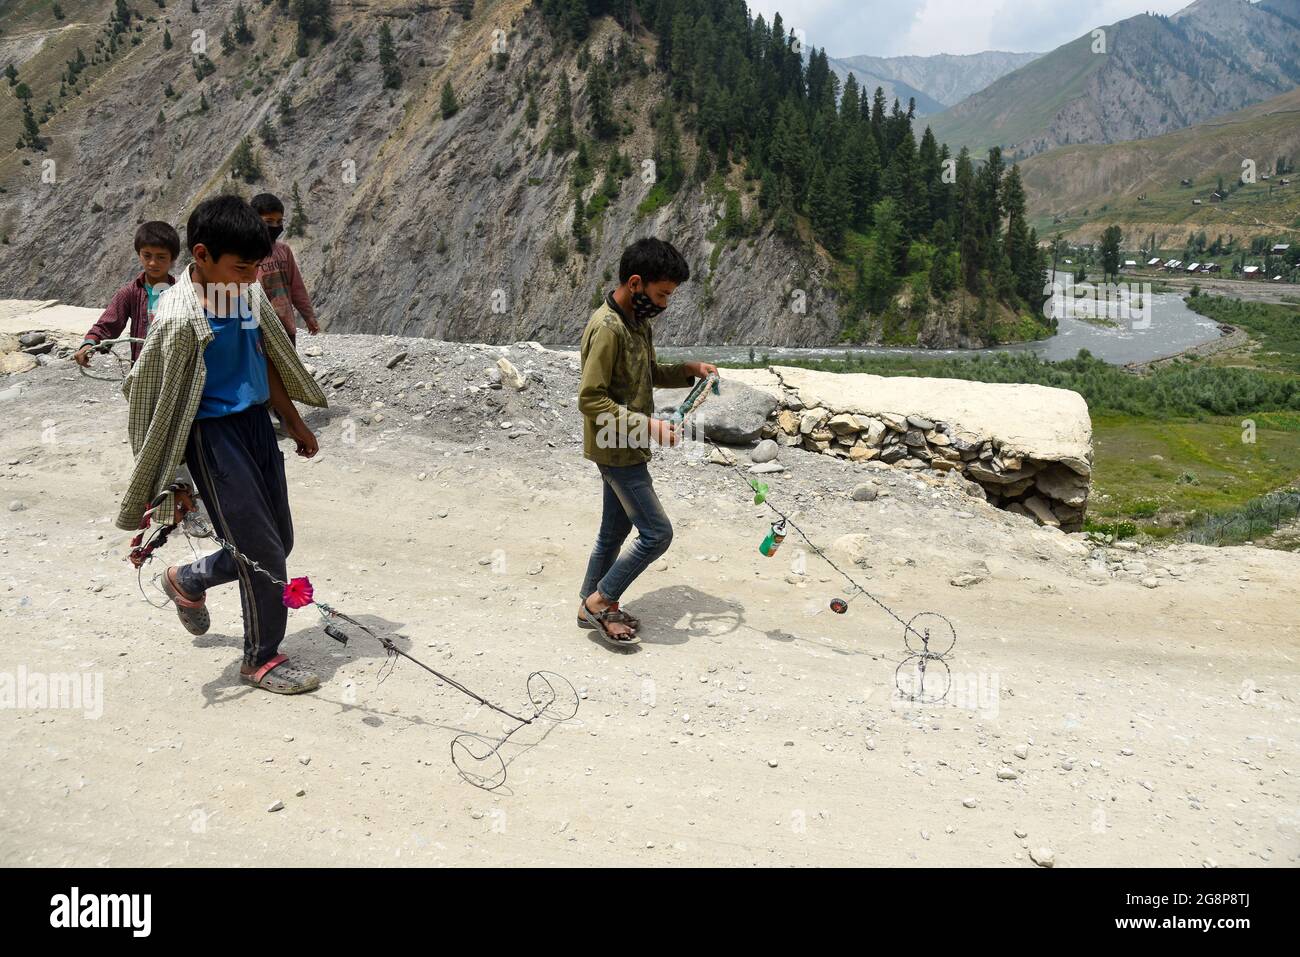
left=196, top=300, right=270, bottom=420
left=145, top=282, right=165, bottom=321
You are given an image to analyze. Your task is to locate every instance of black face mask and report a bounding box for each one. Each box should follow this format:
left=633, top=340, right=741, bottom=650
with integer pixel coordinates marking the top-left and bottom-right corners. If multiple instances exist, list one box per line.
left=630, top=288, right=665, bottom=321
left=266, top=224, right=284, bottom=242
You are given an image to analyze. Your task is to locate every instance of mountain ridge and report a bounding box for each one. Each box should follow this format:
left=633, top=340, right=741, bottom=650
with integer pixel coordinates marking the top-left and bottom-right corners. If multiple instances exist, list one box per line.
left=928, top=0, right=1300, bottom=160
left=1019, top=84, right=1300, bottom=243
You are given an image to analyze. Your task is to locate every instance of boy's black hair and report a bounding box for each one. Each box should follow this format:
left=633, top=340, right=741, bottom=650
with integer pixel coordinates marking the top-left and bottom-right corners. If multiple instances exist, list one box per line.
left=249, top=192, right=284, bottom=216
left=619, top=237, right=690, bottom=285
left=133, top=221, right=181, bottom=258
left=186, top=194, right=272, bottom=262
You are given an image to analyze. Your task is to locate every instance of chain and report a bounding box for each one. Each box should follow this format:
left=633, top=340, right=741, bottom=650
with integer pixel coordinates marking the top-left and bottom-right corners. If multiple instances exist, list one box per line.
left=185, top=513, right=291, bottom=589
left=689, top=429, right=923, bottom=639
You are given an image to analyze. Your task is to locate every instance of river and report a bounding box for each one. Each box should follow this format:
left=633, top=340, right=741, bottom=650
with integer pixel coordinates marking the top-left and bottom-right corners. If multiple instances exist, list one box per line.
left=651, top=274, right=1225, bottom=366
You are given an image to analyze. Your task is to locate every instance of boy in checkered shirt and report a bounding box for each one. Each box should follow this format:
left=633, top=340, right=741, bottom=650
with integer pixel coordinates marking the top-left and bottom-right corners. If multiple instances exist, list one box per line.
left=117, top=195, right=328, bottom=695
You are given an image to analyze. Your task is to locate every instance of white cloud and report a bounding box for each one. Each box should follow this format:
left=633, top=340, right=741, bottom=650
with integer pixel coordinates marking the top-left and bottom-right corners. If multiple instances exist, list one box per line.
left=746, top=0, right=1192, bottom=57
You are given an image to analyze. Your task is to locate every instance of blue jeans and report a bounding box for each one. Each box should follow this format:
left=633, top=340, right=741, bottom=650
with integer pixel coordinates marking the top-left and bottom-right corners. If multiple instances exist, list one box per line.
left=580, top=462, right=674, bottom=604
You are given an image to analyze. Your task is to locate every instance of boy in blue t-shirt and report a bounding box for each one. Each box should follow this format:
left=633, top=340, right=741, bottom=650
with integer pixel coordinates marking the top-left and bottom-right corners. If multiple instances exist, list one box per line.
left=196, top=294, right=270, bottom=420
left=147, top=196, right=326, bottom=695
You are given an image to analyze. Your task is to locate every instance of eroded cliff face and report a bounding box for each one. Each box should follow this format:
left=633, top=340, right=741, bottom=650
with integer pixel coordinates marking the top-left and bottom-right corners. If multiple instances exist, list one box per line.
left=0, top=0, right=856, bottom=346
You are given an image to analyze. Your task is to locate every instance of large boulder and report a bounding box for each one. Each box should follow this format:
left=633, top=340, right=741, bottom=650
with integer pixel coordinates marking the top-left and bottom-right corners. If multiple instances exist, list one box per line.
left=774, top=366, right=1092, bottom=477
left=760, top=365, right=1094, bottom=530
left=655, top=378, right=779, bottom=445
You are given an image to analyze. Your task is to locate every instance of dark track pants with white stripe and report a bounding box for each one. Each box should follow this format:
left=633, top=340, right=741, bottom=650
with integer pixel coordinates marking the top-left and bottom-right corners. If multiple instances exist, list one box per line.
left=175, top=405, right=294, bottom=668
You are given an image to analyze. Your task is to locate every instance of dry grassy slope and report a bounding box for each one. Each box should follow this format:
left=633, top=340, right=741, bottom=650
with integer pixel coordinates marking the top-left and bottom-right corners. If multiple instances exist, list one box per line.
left=0, top=0, right=114, bottom=150
left=0, top=0, right=848, bottom=347
left=1020, top=86, right=1300, bottom=243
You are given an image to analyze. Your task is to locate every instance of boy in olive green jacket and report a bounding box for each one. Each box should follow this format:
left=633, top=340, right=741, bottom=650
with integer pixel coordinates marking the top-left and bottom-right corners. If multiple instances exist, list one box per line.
left=576, top=238, right=717, bottom=646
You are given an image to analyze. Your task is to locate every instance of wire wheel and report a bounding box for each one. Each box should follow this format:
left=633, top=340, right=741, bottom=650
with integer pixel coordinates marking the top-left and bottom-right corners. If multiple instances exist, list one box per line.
left=79, top=348, right=132, bottom=381
left=528, top=670, right=579, bottom=721
left=895, top=652, right=952, bottom=705
left=903, top=611, right=956, bottom=658
left=450, top=734, right=508, bottom=792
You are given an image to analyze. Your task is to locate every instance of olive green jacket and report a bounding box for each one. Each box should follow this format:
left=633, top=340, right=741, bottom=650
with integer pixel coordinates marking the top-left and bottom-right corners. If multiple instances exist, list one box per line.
left=578, top=293, right=695, bottom=466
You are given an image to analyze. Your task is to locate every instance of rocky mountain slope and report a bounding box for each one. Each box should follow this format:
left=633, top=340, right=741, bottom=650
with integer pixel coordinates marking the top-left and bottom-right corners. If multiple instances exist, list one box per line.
left=828, top=50, right=1041, bottom=114
left=928, top=0, right=1300, bottom=160
left=0, top=0, right=849, bottom=346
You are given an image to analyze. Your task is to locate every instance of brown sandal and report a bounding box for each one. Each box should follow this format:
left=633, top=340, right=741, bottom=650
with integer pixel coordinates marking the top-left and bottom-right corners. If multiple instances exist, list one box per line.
left=580, top=596, right=641, bottom=646
left=577, top=600, right=640, bottom=632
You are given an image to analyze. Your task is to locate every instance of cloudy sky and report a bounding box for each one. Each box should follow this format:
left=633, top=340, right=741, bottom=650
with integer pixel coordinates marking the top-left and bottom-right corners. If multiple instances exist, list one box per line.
left=744, top=0, right=1195, bottom=58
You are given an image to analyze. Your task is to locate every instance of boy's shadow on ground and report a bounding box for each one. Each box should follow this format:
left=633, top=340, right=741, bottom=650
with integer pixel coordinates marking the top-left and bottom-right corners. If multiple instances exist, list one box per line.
left=297, top=403, right=352, bottom=431
left=199, top=612, right=417, bottom=714
left=588, top=585, right=746, bottom=652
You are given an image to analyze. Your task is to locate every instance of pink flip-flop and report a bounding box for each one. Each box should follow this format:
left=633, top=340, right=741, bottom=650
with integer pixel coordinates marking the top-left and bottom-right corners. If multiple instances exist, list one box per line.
left=241, top=654, right=320, bottom=695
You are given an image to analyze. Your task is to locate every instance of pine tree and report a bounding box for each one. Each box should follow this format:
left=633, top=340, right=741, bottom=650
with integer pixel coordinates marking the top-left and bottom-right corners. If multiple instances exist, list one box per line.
left=870, top=86, right=887, bottom=150
left=550, top=73, right=574, bottom=152
left=806, top=158, right=843, bottom=254
left=954, top=148, right=980, bottom=292
left=571, top=194, right=589, bottom=253
left=758, top=167, right=778, bottom=212
left=234, top=4, right=254, bottom=45
left=929, top=221, right=958, bottom=300
left=1002, top=165, right=1038, bottom=303
left=587, top=59, right=614, bottom=139
left=843, top=122, right=880, bottom=231
left=865, top=197, right=901, bottom=313
left=163, top=29, right=173, bottom=50
left=773, top=175, right=797, bottom=238
left=722, top=191, right=744, bottom=239
left=599, top=150, right=622, bottom=200
left=439, top=79, right=457, bottom=118
left=258, top=114, right=277, bottom=146
left=230, top=135, right=261, bottom=183
left=768, top=100, right=810, bottom=205
left=916, top=126, right=943, bottom=233
left=651, top=100, right=683, bottom=194
left=287, top=182, right=308, bottom=237
left=379, top=22, right=401, bottom=89
left=19, top=100, right=42, bottom=150
left=1101, top=224, right=1123, bottom=281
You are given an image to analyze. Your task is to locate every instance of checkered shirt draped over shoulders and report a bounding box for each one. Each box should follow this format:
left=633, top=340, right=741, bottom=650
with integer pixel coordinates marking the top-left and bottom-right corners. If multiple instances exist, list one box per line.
left=114, top=269, right=327, bottom=531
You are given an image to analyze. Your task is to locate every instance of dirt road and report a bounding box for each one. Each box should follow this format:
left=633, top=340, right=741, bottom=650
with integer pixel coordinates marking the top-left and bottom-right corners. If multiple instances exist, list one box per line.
left=1, top=348, right=1297, bottom=867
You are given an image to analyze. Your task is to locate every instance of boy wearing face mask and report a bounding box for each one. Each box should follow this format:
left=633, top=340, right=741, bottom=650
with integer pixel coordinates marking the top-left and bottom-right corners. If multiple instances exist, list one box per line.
left=576, top=238, right=718, bottom=646
left=250, top=192, right=319, bottom=343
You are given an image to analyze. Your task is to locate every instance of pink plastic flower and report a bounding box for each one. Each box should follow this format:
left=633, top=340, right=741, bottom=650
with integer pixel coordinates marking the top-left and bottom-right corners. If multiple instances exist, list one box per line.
left=282, top=576, right=314, bottom=609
